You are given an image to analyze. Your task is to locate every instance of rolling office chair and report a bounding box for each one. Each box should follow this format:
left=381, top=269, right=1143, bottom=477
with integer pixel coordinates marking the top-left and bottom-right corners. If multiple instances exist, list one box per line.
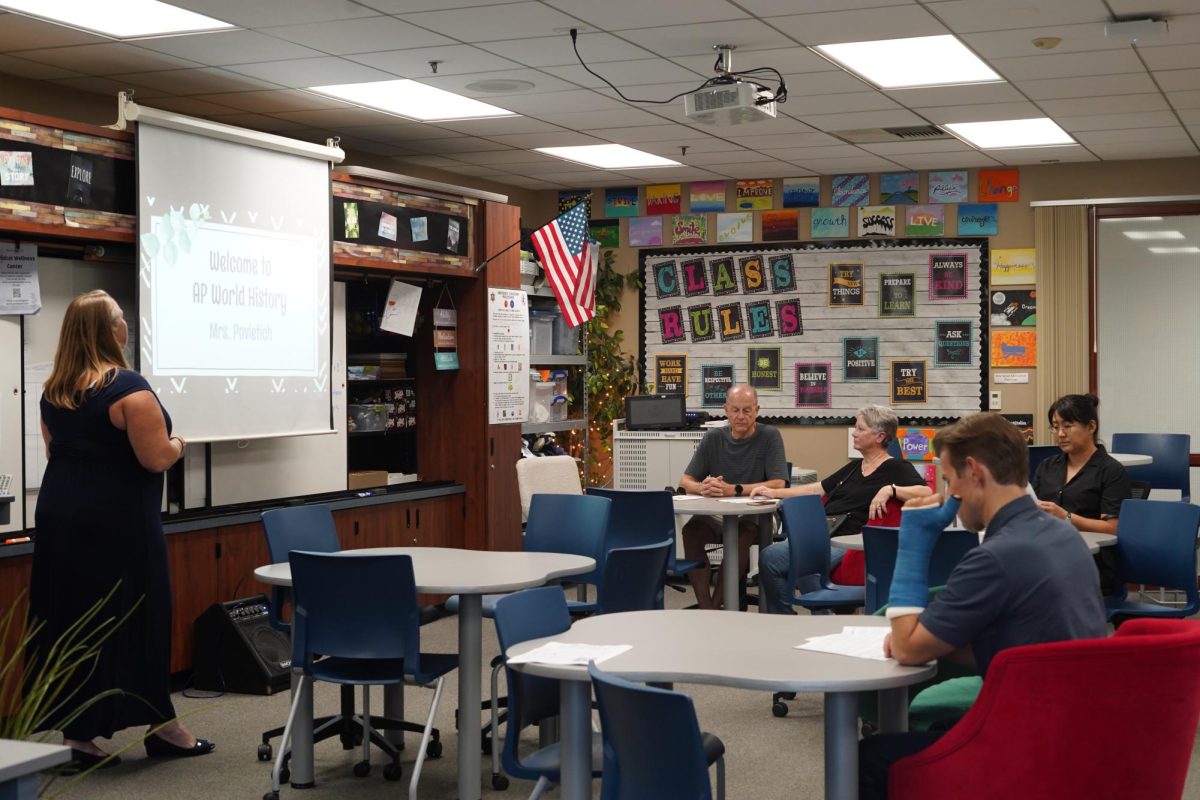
left=1105, top=498, right=1200, bottom=622
left=585, top=487, right=704, bottom=589
left=257, top=505, right=441, bottom=775
left=1026, top=444, right=1060, bottom=480
left=861, top=526, right=979, bottom=615
left=266, top=552, right=456, bottom=800
left=1110, top=432, right=1191, bottom=502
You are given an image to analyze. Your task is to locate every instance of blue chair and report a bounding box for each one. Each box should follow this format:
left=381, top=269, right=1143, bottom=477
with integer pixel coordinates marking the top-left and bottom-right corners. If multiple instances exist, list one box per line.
left=267, top=552, right=457, bottom=800
left=494, top=586, right=604, bottom=798
left=1106, top=499, right=1200, bottom=621
left=862, top=526, right=981, bottom=614
left=778, top=495, right=865, bottom=613
left=887, top=439, right=903, bottom=459
left=589, top=662, right=726, bottom=800
left=585, top=488, right=704, bottom=581
left=596, top=540, right=673, bottom=614
left=1111, top=433, right=1192, bottom=502
left=1027, top=445, right=1060, bottom=481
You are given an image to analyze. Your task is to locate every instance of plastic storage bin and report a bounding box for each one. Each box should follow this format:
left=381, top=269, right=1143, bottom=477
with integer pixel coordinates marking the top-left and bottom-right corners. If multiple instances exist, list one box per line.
left=348, top=404, right=388, bottom=432
left=528, top=380, right=555, bottom=422
left=549, top=395, right=569, bottom=423
left=529, top=309, right=557, bottom=355
left=551, top=313, right=578, bottom=355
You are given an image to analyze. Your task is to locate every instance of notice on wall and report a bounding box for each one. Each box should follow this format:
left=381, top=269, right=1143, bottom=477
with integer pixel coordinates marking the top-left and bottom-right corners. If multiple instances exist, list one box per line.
left=0, top=243, right=40, bottom=315
left=488, top=289, right=529, bottom=424
left=701, top=364, right=734, bottom=407
left=654, top=354, right=687, bottom=395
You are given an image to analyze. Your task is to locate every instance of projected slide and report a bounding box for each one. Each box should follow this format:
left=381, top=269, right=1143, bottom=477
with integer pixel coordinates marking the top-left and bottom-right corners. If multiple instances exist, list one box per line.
left=137, top=123, right=333, bottom=442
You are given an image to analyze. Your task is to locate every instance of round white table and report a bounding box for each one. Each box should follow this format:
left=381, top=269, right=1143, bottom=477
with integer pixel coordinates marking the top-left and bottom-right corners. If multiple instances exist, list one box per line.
left=255, top=547, right=595, bottom=800
left=1108, top=452, right=1152, bottom=467
left=672, top=496, right=779, bottom=611
left=508, top=610, right=935, bottom=800
left=832, top=528, right=1117, bottom=554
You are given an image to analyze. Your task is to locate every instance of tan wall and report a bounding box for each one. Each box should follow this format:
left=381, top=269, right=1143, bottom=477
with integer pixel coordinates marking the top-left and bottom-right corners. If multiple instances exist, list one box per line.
left=552, top=156, right=1200, bottom=479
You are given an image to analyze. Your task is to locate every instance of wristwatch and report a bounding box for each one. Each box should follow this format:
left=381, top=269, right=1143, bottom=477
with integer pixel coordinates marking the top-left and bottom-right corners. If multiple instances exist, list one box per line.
left=734, top=484, right=744, bottom=497
left=1066, top=511, right=1074, bottom=525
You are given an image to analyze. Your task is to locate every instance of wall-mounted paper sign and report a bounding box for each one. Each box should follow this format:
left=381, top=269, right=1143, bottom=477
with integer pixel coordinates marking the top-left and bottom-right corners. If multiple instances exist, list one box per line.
left=994, top=372, right=1029, bottom=384
left=435, top=352, right=459, bottom=371
left=433, top=307, right=457, bottom=327
left=380, top=279, right=421, bottom=336
left=434, top=329, right=457, bottom=348
left=701, top=364, right=734, bottom=407
left=0, top=242, right=40, bottom=314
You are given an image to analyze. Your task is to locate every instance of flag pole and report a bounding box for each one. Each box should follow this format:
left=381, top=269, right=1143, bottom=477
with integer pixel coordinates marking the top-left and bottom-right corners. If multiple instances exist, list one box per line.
left=471, top=205, right=580, bottom=273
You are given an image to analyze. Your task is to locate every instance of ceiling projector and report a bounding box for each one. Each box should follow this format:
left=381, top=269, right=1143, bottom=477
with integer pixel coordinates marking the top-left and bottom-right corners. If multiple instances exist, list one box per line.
left=683, top=81, right=778, bottom=125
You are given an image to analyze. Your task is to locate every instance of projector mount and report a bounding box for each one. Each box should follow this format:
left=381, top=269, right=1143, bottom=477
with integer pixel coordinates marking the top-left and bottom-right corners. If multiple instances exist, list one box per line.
left=569, top=30, right=787, bottom=107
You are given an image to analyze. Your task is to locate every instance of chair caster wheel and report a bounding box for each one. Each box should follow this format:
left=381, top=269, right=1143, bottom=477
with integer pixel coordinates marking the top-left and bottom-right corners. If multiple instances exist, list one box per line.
left=264, top=792, right=279, bottom=800
left=353, top=761, right=370, bottom=778
left=426, top=739, right=444, bottom=759
left=383, top=762, right=403, bottom=781
left=481, top=735, right=492, bottom=755
left=772, top=701, right=789, bottom=718
left=279, top=767, right=290, bottom=784
left=257, top=743, right=273, bottom=761
left=492, top=774, right=510, bottom=790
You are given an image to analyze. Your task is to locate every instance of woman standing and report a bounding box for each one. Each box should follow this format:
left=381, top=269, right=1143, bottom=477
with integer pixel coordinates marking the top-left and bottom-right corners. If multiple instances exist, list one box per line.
left=30, top=290, right=212, bottom=769
left=1032, top=393, right=1131, bottom=593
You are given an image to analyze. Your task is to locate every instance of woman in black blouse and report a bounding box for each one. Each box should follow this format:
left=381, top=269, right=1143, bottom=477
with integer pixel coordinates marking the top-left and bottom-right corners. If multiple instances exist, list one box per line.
left=1031, top=393, right=1131, bottom=592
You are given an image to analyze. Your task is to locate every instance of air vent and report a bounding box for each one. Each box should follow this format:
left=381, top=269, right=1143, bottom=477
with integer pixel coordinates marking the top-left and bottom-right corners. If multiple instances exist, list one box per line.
left=832, top=125, right=953, bottom=145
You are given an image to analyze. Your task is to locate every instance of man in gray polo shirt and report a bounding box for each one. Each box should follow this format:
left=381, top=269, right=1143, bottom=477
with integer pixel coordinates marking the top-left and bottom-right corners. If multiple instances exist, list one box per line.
left=859, top=412, right=1107, bottom=799
left=678, top=384, right=787, bottom=609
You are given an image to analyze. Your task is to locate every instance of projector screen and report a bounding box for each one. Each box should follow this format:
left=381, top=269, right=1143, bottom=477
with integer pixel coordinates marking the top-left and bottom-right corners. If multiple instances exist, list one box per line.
left=136, top=123, right=333, bottom=442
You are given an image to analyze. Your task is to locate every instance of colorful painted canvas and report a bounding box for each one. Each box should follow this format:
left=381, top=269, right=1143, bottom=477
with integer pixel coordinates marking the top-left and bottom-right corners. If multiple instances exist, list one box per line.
left=978, top=169, right=1020, bottom=202
left=604, top=186, right=639, bottom=217
left=589, top=219, right=619, bottom=249
left=905, top=204, right=945, bottom=236
left=689, top=181, right=726, bottom=213
left=957, top=203, right=998, bottom=235
left=628, top=216, right=663, bottom=247
left=782, top=177, right=820, bottom=208
left=928, top=170, right=968, bottom=203
left=992, top=248, right=1036, bottom=285
left=646, top=184, right=681, bottom=216
left=672, top=214, right=708, bottom=245
left=812, top=207, right=850, bottom=238
left=831, top=174, right=869, bottom=207
left=736, top=179, right=773, bottom=211
left=858, top=205, right=896, bottom=237
left=716, top=212, right=753, bottom=243
left=558, top=189, right=591, bottom=217
left=761, top=209, right=799, bottom=241
left=991, top=329, right=1037, bottom=367
left=879, top=172, right=919, bottom=205
left=990, top=289, right=1036, bottom=327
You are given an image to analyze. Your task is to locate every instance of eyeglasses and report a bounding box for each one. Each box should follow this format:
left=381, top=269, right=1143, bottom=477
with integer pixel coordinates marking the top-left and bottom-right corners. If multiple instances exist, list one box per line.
left=1049, top=422, right=1078, bottom=433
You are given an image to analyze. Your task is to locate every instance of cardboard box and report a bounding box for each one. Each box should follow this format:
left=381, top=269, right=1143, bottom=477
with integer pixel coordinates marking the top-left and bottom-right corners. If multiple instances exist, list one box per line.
left=348, top=470, right=388, bottom=490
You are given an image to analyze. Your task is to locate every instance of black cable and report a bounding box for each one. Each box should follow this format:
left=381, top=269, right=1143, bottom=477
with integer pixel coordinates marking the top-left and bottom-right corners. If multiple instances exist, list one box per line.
left=569, top=28, right=787, bottom=106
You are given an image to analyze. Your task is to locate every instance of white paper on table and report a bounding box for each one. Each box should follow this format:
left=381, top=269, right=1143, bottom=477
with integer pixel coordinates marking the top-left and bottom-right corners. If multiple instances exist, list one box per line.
left=795, top=626, right=891, bottom=661
left=719, top=497, right=777, bottom=505
left=673, top=494, right=705, bottom=502
left=379, top=279, right=421, bottom=336
left=507, top=642, right=632, bottom=666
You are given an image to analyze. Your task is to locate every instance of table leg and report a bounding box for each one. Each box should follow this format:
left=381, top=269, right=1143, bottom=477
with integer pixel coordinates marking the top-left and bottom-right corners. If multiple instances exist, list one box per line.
left=457, top=593, right=483, bottom=800
left=824, top=692, right=859, bottom=800
left=290, top=670, right=315, bottom=788
left=757, top=513, right=773, bottom=613
left=722, top=514, right=740, bottom=612
left=559, top=679, right=593, bottom=800
left=9, top=773, right=39, bottom=800
left=876, top=688, right=909, bottom=735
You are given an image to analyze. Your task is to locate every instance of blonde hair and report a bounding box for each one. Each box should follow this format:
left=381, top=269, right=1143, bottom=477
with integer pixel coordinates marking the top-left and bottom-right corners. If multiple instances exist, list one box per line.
left=42, top=290, right=128, bottom=410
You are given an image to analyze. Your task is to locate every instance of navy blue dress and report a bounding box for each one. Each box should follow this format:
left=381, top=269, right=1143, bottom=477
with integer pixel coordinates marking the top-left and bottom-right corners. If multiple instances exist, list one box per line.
left=31, top=369, right=176, bottom=740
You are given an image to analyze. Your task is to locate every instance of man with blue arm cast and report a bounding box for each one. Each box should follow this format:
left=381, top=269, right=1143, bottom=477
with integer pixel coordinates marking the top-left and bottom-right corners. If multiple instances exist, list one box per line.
left=859, top=412, right=1107, bottom=800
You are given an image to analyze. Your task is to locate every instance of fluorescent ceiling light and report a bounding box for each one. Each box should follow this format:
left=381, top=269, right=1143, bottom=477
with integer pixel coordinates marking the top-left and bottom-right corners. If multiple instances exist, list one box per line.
left=813, top=35, right=1001, bottom=89
left=308, top=80, right=517, bottom=122
left=1123, top=230, right=1184, bottom=240
left=1149, top=246, right=1200, bottom=254
left=0, top=0, right=233, bottom=38
left=1104, top=216, right=1163, bottom=223
left=942, top=118, right=1075, bottom=149
left=534, top=145, right=680, bottom=169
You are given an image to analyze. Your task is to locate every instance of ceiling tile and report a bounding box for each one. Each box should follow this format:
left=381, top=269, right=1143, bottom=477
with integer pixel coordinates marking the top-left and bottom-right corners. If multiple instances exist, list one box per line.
left=138, top=95, right=241, bottom=116
left=477, top=31, right=654, bottom=68
left=420, top=68, right=581, bottom=96
left=132, top=30, right=323, bottom=65
left=485, top=131, right=608, bottom=149
left=683, top=114, right=820, bottom=135
left=892, top=151, right=1002, bottom=169
left=1107, top=1, right=1200, bottom=14
left=544, top=0, right=748, bottom=30
left=206, top=112, right=310, bottom=132
left=787, top=156, right=903, bottom=173
left=769, top=5, right=947, bottom=45
left=337, top=121, right=467, bottom=142
left=551, top=59, right=705, bottom=90
left=681, top=149, right=778, bottom=166
left=1155, top=68, right=1200, bottom=92
left=614, top=166, right=727, bottom=181
left=338, top=138, right=420, bottom=157
left=485, top=174, right=568, bottom=189
left=756, top=144, right=871, bottom=160
left=782, top=71, right=876, bottom=97
left=801, top=108, right=929, bottom=131
left=858, top=139, right=975, bottom=155
left=921, top=101, right=1045, bottom=123
left=50, top=75, right=173, bottom=99
left=588, top=124, right=716, bottom=143
left=1058, top=110, right=1182, bottom=131
left=262, top=17, right=455, bottom=55
left=392, top=154, right=469, bottom=168
left=273, top=106, right=425, bottom=128
left=190, top=89, right=347, bottom=113
left=990, top=49, right=1144, bottom=81
left=741, top=0, right=915, bottom=13
left=390, top=136, right=509, bottom=154
left=1017, top=72, right=1157, bottom=99
left=349, top=45, right=522, bottom=79
left=1074, top=126, right=1193, bottom=144
left=403, top=2, right=586, bottom=42
left=707, top=161, right=797, bottom=178
left=1088, top=141, right=1200, bottom=159
left=0, top=53, right=82, bottom=80
left=170, top=0, right=377, bottom=27
left=534, top=107, right=676, bottom=129
left=735, top=131, right=845, bottom=148
left=509, top=159, right=610, bottom=176
left=223, top=57, right=397, bottom=87
left=669, top=46, right=837, bottom=77
left=1168, top=90, right=1200, bottom=109
left=980, top=144, right=1098, bottom=164
left=784, top=92, right=902, bottom=115
left=0, top=11, right=109, bottom=51
left=1038, top=93, right=1170, bottom=116
left=1138, top=43, right=1200, bottom=71
left=437, top=163, right=513, bottom=178
left=357, top=0, right=533, bottom=12
left=615, top=20, right=795, bottom=57
left=884, top=83, right=1026, bottom=108
left=1179, top=108, right=1200, bottom=125
left=452, top=150, right=551, bottom=166
left=110, top=67, right=279, bottom=95
left=430, top=116, right=570, bottom=137
left=920, top=0, right=1109, bottom=34
left=19, top=43, right=201, bottom=74
left=482, top=88, right=627, bottom=115
left=961, top=22, right=1122, bottom=59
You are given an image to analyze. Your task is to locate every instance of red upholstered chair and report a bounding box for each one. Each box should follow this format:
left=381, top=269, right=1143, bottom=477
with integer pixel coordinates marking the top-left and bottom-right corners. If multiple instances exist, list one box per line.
left=889, top=619, right=1200, bottom=800
left=828, top=499, right=901, bottom=585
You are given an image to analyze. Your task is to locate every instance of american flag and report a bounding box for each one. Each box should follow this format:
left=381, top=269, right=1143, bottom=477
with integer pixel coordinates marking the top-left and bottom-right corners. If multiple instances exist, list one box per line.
left=530, top=202, right=597, bottom=328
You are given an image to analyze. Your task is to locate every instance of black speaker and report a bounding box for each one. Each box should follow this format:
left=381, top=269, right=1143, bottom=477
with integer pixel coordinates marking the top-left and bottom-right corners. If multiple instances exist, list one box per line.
left=192, top=595, right=291, bottom=695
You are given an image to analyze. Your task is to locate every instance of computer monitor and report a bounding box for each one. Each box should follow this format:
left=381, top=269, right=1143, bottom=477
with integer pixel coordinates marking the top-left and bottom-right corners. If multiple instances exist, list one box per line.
left=625, top=394, right=687, bottom=431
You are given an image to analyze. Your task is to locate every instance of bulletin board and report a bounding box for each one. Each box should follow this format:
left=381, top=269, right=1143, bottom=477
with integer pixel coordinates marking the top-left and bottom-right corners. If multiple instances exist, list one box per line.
left=639, top=238, right=988, bottom=424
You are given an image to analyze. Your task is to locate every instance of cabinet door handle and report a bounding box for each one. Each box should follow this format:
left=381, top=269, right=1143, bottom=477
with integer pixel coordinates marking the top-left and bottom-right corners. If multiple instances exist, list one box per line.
left=415, top=508, right=420, bottom=529
left=406, top=508, right=411, bottom=529
left=354, top=521, right=360, bottom=537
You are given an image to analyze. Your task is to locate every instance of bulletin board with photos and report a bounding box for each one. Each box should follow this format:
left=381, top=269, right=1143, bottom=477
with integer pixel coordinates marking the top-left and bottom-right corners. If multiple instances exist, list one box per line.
left=639, top=238, right=989, bottom=425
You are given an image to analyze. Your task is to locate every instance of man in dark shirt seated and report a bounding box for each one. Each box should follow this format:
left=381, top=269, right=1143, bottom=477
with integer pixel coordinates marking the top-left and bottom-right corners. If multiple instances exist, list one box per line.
left=678, top=384, right=788, bottom=609
left=859, top=412, right=1108, bottom=800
